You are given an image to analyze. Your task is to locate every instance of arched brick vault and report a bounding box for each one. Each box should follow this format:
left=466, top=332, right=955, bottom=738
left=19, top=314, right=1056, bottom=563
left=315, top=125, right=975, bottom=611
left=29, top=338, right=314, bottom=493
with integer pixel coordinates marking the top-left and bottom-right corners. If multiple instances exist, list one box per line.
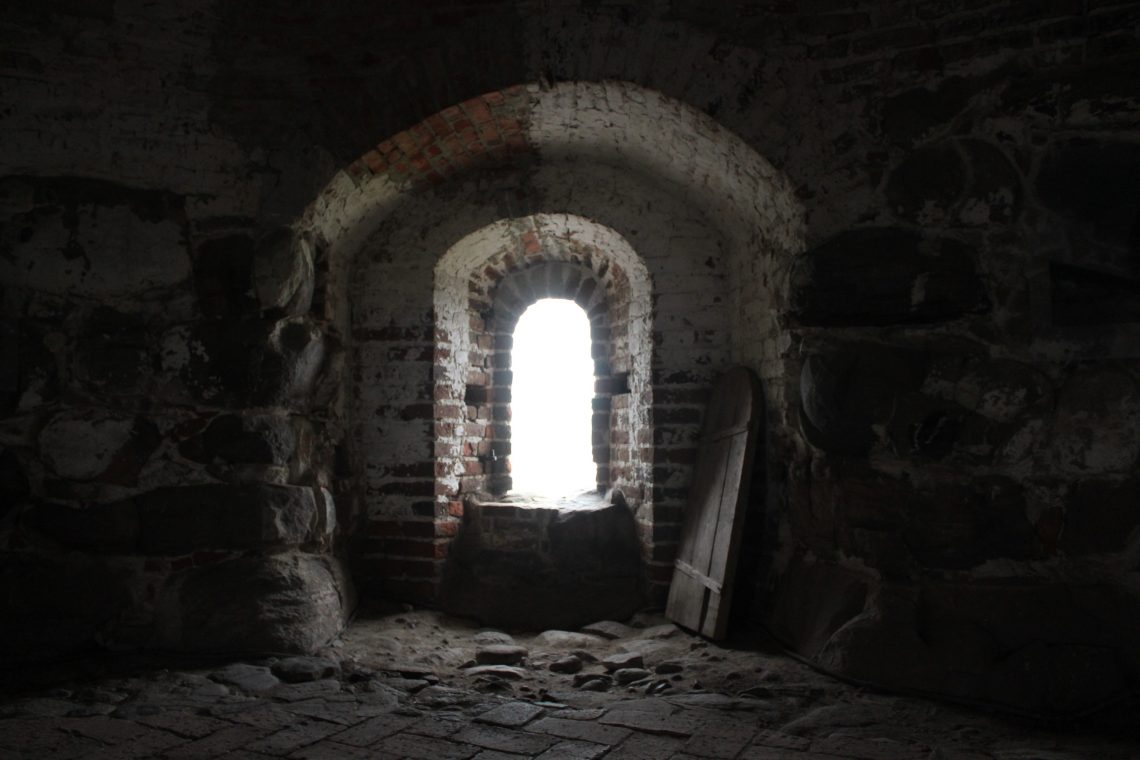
left=298, top=81, right=803, bottom=605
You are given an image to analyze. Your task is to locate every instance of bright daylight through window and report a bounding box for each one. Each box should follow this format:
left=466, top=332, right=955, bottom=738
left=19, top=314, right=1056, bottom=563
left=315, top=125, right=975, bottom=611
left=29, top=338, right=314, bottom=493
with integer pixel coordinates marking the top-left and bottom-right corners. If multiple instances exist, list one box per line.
left=509, top=299, right=596, bottom=497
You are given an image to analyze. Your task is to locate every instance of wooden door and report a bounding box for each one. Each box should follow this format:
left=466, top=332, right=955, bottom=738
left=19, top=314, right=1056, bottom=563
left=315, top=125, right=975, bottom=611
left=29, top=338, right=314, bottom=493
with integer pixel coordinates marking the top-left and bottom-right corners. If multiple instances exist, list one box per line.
left=666, top=367, right=761, bottom=639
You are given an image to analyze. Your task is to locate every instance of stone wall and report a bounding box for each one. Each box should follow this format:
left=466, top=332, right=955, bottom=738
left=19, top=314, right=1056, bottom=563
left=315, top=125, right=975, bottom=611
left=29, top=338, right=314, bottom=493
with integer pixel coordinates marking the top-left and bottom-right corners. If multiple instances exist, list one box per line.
left=1, top=0, right=1138, bottom=715
left=0, top=177, right=354, bottom=662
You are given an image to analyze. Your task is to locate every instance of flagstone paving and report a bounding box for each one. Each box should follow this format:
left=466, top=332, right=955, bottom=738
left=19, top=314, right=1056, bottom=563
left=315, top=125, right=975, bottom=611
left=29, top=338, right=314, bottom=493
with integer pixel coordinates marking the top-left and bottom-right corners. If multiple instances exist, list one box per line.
left=1, top=609, right=1137, bottom=759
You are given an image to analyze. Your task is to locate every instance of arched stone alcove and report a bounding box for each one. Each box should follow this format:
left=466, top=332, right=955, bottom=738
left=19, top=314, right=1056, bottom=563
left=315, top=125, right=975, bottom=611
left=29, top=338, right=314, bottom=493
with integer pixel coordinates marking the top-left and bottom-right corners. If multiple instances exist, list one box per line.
left=433, top=214, right=653, bottom=503
left=298, top=80, right=802, bottom=614
left=431, top=216, right=655, bottom=627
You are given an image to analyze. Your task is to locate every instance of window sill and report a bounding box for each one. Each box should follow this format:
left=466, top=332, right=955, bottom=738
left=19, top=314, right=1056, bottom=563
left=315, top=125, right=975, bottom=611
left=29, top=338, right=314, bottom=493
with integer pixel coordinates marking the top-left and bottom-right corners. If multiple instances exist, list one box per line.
left=471, top=489, right=611, bottom=512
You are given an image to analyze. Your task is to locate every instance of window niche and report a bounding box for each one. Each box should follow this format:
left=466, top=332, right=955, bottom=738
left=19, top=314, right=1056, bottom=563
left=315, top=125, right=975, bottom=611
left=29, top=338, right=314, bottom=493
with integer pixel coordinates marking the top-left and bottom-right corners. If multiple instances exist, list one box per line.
left=432, top=217, right=653, bottom=516
left=433, top=220, right=654, bottom=627
left=466, top=261, right=619, bottom=501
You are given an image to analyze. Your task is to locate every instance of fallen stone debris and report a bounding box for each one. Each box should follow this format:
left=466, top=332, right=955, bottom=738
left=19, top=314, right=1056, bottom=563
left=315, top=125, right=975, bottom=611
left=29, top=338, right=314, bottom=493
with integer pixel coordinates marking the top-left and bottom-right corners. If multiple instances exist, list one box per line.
left=1, top=607, right=1137, bottom=759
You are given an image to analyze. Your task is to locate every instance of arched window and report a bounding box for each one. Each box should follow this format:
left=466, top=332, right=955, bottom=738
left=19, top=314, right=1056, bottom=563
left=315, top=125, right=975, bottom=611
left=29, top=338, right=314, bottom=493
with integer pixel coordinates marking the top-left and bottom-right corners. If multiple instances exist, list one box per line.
left=509, top=298, right=596, bottom=497
left=430, top=220, right=653, bottom=513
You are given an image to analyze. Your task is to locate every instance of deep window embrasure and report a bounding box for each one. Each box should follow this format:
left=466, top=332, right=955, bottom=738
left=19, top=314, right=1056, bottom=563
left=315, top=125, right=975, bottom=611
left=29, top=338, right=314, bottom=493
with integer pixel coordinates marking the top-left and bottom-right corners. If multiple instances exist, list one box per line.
left=508, top=298, right=596, bottom=498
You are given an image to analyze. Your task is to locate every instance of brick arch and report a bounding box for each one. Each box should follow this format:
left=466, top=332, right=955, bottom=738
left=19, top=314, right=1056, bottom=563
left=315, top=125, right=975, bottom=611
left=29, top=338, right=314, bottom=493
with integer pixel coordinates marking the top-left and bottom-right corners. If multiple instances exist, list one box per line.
left=353, top=87, right=533, bottom=191
left=433, top=214, right=653, bottom=511
left=307, top=80, right=800, bottom=284
left=304, top=80, right=801, bottom=606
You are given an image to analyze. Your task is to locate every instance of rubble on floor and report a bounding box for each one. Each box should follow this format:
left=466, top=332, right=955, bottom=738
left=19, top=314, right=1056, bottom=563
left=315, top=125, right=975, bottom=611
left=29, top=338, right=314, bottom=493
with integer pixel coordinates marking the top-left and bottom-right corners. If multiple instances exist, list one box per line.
left=0, top=607, right=1136, bottom=759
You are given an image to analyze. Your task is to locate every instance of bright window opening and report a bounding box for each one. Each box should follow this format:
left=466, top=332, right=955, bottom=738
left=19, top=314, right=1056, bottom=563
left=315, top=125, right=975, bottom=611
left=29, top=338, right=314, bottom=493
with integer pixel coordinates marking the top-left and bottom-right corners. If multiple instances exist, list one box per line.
left=510, top=298, right=596, bottom=498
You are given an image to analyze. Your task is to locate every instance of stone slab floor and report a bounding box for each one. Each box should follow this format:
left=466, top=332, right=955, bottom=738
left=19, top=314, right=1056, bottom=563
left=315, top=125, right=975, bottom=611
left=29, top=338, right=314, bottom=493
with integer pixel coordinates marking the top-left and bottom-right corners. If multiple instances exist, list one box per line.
left=1, top=607, right=1137, bottom=759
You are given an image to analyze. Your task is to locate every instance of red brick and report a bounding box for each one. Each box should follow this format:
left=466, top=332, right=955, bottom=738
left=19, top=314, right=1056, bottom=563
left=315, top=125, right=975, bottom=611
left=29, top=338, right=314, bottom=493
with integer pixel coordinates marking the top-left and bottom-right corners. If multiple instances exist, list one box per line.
left=410, top=123, right=434, bottom=148
left=426, top=113, right=452, bottom=137
left=437, top=405, right=463, bottom=419
left=458, top=128, right=482, bottom=150
left=477, top=122, right=502, bottom=145
left=388, top=133, right=414, bottom=157
left=463, top=97, right=494, bottom=124
left=441, top=133, right=465, bottom=157
left=361, top=149, right=388, bottom=174
left=435, top=384, right=458, bottom=401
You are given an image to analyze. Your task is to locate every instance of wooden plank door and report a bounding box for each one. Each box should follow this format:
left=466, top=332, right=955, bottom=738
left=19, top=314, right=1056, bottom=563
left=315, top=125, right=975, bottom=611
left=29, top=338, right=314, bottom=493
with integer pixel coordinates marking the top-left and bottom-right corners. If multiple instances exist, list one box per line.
left=666, top=366, right=761, bottom=639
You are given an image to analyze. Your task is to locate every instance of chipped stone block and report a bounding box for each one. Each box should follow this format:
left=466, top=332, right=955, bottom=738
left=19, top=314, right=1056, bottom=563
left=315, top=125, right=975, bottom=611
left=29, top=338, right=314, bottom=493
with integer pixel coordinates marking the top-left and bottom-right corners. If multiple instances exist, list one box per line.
left=136, top=483, right=319, bottom=554
left=179, top=413, right=299, bottom=466
left=210, top=663, right=280, bottom=693
left=38, top=410, right=139, bottom=481
left=174, top=317, right=326, bottom=407
left=271, top=656, right=339, bottom=683
left=155, top=552, right=348, bottom=654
